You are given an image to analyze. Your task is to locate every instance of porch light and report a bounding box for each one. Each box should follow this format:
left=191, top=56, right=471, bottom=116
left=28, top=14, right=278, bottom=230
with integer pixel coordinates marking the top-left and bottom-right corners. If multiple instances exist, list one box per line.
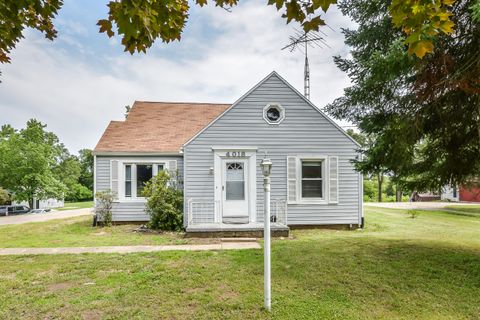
left=260, top=157, right=272, bottom=177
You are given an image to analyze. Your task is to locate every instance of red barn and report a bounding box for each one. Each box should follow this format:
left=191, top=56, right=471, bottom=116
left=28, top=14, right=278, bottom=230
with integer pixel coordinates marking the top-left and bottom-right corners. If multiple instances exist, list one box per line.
left=460, top=185, right=480, bottom=202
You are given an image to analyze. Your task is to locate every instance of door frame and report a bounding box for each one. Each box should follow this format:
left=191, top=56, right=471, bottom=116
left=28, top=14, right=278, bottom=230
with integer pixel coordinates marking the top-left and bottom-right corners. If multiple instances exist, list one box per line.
left=213, top=147, right=257, bottom=223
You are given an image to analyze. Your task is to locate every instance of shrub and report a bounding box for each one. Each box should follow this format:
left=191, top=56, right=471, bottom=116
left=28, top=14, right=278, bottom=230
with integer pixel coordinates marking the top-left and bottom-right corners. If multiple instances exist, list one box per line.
left=0, top=187, right=10, bottom=205
left=95, top=190, right=114, bottom=226
left=143, top=170, right=183, bottom=231
left=407, top=209, right=421, bottom=219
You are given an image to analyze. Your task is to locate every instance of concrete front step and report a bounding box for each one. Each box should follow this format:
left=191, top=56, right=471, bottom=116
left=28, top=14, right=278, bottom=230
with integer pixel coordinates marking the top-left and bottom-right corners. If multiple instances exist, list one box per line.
left=222, top=216, right=250, bottom=224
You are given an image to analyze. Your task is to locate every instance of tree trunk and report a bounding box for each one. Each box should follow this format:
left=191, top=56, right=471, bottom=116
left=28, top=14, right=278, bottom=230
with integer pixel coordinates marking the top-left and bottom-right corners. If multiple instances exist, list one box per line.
left=377, top=173, right=383, bottom=202
left=396, top=188, right=402, bottom=202
left=28, top=197, right=34, bottom=209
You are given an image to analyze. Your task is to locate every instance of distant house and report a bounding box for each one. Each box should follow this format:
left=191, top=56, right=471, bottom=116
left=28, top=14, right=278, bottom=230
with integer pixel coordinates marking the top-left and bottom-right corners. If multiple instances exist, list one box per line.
left=93, top=72, right=363, bottom=235
left=442, top=182, right=480, bottom=202
left=13, top=198, right=64, bottom=209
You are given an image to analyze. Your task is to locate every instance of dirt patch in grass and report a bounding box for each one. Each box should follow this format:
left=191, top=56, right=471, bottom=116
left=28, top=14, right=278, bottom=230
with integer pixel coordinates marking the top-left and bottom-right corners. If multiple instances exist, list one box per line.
left=218, top=283, right=240, bottom=301
left=46, top=282, right=74, bottom=293
left=81, top=310, right=103, bottom=320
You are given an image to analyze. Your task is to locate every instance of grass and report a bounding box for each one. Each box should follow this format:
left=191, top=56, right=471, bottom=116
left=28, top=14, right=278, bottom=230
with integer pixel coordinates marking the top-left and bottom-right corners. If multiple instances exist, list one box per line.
left=444, top=204, right=480, bottom=217
left=55, top=200, right=94, bottom=211
left=0, top=207, right=479, bottom=319
left=0, top=215, right=190, bottom=248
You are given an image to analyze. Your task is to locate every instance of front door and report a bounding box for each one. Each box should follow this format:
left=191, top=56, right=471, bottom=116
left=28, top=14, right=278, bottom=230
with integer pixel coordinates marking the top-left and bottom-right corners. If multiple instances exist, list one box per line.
left=222, top=159, right=249, bottom=218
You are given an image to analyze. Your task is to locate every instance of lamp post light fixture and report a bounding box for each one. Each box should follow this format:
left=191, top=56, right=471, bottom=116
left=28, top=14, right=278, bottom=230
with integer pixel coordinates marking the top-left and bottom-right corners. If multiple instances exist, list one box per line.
left=260, top=155, right=273, bottom=311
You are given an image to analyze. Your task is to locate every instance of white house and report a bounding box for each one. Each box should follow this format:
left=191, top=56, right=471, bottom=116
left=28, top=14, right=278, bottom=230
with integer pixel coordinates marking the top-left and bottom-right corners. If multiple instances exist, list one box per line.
left=13, top=198, right=64, bottom=210
left=93, top=72, right=363, bottom=236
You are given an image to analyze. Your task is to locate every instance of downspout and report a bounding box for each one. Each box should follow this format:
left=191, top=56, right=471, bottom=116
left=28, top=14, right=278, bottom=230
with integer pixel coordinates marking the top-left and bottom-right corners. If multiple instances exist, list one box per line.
left=180, top=147, right=187, bottom=229
left=93, top=154, right=97, bottom=226
left=359, top=154, right=364, bottom=228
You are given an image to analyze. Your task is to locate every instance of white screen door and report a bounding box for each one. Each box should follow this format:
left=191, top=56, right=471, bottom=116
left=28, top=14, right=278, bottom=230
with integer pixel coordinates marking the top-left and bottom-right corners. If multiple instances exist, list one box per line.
left=222, top=160, right=249, bottom=217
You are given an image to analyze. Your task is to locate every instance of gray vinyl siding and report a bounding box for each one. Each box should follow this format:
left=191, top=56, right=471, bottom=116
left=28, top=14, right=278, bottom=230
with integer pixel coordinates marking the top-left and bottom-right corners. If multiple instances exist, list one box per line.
left=95, top=155, right=183, bottom=221
left=184, top=73, right=361, bottom=226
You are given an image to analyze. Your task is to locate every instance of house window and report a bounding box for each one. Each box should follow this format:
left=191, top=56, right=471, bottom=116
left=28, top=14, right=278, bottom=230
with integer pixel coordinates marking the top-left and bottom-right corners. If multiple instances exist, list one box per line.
left=157, top=164, right=164, bottom=173
left=123, top=163, right=166, bottom=199
left=125, top=165, right=132, bottom=198
left=301, top=160, right=323, bottom=199
left=136, top=164, right=153, bottom=197
left=263, top=103, right=285, bottom=124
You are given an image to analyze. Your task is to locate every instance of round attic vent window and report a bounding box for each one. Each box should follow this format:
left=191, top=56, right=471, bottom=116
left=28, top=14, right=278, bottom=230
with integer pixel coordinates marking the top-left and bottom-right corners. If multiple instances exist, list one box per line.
left=263, top=104, right=285, bottom=124
left=267, top=107, right=280, bottom=121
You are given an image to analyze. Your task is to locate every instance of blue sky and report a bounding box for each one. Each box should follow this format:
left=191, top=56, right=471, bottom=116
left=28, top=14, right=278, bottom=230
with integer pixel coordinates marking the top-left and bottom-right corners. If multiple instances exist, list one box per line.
left=0, top=0, right=355, bottom=154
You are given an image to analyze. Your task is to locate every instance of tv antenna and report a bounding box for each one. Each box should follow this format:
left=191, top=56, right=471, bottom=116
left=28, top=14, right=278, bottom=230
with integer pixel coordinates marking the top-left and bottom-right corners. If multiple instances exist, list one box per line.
left=281, top=28, right=330, bottom=100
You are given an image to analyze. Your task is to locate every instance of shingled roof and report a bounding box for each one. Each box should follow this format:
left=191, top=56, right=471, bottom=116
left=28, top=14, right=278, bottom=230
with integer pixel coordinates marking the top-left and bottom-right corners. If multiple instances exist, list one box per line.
left=94, top=101, right=230, bottom=153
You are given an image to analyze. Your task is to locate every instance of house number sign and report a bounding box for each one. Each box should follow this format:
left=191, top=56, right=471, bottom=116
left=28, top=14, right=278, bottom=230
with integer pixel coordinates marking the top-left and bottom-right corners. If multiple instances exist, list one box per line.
left=225, top=151, right=246, bottom=158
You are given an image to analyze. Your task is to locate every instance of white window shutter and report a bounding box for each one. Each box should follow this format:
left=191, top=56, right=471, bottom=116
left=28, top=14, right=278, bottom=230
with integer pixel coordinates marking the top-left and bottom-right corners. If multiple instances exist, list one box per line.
left=287, top=156, right=297, bottom=204
left=110, top=160, right=119, bottom=199
left=168, top=160, right=178, bottom=185
left=168, top=160, right=177, bottom=173
left=329, top=156, right=339, bottom=204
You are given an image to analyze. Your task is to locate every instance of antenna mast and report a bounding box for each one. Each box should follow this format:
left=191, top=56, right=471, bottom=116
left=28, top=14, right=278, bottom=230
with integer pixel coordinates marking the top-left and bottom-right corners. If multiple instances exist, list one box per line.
left=304, top=37, right=310, bottom=99
left=282, top=28, right=329, bottom=100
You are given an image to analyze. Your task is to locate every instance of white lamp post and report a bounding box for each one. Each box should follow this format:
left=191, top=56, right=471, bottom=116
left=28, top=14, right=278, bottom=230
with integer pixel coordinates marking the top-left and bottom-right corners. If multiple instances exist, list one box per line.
left=260, top=155, right=272, bottom=311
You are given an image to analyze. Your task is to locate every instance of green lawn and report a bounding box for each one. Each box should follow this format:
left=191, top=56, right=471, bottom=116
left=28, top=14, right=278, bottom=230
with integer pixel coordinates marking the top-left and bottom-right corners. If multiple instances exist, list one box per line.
left=444, top=204, right=480, bottom=217
left=0, top=215, right=190, bottom=248
left=0, top=207, right=479, bottom=319
left=55, top=200, right=94, bottom=211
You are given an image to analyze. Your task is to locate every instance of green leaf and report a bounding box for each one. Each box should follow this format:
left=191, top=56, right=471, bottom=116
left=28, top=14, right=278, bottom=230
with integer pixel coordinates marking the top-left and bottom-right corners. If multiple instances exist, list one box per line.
left=302, top=16, right=326, bottom=32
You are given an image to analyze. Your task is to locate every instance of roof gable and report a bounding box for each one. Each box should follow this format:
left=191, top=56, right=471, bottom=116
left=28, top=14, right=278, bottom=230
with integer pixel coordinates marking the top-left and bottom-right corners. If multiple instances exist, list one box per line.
left=183, top=71, right=360, bottom=148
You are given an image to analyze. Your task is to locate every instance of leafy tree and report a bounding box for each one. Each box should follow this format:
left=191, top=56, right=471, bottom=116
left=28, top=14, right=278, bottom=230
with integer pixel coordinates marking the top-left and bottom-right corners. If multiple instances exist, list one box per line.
left=346, top=128, right=367, bottom=147
left=78, top=148, right=94, bottom=193
left=326, top=0, right=480, bottom=193
left=0, top=187, right=10, bottom=205
left=0, top=120, right=66, bottom=208
left=54, top=153, right=81, bottom=195
left=68, top=184, right=93, bottom=202
left=0, top=0, right=467, bottom=71
left=143, top=170, right=183, bottom=231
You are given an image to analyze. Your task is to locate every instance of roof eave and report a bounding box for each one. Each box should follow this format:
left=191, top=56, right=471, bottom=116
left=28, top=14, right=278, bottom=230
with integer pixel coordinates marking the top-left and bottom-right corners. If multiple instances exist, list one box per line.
left=93, top=150, right=183, bottom=156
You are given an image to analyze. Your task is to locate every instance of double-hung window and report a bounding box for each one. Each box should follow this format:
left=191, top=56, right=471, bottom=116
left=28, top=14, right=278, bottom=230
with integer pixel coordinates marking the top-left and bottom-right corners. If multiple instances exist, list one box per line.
left=301, top=160, right=324, bottom=199
left=125, top=165, right=132, bottom=198
left=287, top=155, right=337, bottom=204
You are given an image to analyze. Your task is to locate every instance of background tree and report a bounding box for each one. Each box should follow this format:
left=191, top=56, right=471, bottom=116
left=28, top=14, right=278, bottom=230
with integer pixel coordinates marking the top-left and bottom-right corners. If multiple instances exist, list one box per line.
left=326, top=0, right=480, bottom=192
left=53, top=148, right=94, bottom=202
left=0, top=120, right=66, bottom=208
left=0, top=187, right=10, bottom=205
left=78, top=148, right=94, bottom=193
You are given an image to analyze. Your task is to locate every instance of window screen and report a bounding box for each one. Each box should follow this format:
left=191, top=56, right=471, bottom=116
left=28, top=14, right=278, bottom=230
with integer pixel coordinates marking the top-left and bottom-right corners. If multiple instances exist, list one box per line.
left=301, top=160, right=323, bottom=198
left=225, top=162, right=245, bottom=200
left=125, top=165, right=132, bottom=198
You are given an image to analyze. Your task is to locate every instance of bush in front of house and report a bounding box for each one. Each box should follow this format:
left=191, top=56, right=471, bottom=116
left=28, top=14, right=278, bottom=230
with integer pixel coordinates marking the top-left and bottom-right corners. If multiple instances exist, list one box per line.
left=95, top=190, right=114, bottom=226
left=143, top=170, right=183, bottom=231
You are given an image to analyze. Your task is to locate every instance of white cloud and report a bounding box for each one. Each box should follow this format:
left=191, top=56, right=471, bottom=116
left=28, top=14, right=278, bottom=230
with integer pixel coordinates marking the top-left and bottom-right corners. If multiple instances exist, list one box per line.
left=0, top=1, right=355, bottom=154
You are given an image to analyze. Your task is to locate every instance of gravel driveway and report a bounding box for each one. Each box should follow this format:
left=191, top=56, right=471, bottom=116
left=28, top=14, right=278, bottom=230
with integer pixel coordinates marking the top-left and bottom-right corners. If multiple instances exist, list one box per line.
left=0, top=208, right=93, bottom=226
